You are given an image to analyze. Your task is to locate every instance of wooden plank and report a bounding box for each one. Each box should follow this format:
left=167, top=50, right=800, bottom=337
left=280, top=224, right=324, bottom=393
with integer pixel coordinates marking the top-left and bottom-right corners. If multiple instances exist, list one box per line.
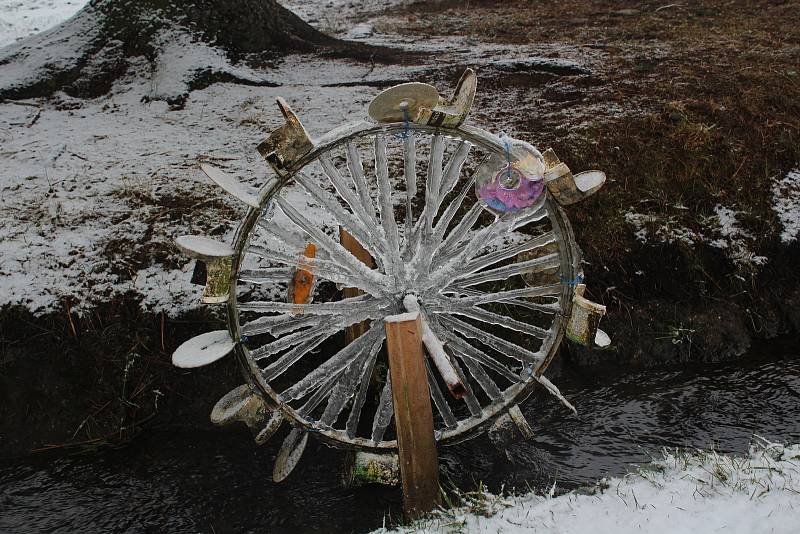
left=340, top=227, right=375, bottom=342
left=384, top=312, right=441, bottom=519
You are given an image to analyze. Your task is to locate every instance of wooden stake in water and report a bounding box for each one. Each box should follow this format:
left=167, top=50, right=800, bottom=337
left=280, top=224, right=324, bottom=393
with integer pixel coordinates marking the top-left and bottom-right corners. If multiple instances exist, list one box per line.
left=383, top=312, right=441, bottom=519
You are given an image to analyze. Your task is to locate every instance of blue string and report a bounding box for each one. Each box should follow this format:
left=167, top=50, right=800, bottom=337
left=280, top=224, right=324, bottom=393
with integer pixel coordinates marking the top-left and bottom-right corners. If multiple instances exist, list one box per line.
left=393, top=105, right=412, bottom=140
left=559, top=273, right=584, bottom=286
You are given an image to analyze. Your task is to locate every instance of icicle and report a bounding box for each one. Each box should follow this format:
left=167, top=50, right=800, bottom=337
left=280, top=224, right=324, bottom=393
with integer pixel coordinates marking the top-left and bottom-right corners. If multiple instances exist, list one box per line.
left=261, top=332, right=331, bottom=381
left=445, top=304, right=550, bottom=339
left=536, top=375, right=578, bottom=415
left=320, top=335, right=382, bottom=426
left=451, top=252, right=561, bottom=288
left=293, top=170, right=383, bottom=262
left=424, top=358, right=458, bottom=428
left=447, top=283, right=562, bottom=307
left=346, top=141, right=378, bottom=223
left=238, top=293, right=386, bottom=315
left=251, top=318, right=338, bottom=359
left=438, top=314, right=543, bottom=364
left=374, top=134, right=401, bottom=279
left=403, top=134, right=417, bottom=238
left=273, top=195, right=388, bottom=294
left=462, top=231, right=556, bottom=275
left=435, top=141, right=472, bottom=212
left=443, top=333, right=520, bottom=383
left=371, top=370, right=394, bottom=443
left=345, top=334, right=385, bottom=438
left=282, top=326, right=384, bottom=401
left=319, top=154, right=381, bottom=241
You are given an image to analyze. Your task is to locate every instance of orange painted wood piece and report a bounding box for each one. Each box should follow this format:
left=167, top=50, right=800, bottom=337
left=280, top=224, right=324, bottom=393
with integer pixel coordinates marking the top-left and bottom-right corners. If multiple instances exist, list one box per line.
left=340, top=227, right=375, bottom=342
left=291, top=243, right=316, bottom=307
left=384, top=314, right=442, bottom=520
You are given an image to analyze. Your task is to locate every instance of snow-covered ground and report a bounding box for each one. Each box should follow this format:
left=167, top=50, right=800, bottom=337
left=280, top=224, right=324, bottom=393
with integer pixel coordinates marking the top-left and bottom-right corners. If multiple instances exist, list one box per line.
left=0, top=0, right=605, bottom=316
left=0, top=0, right=87, bottom=47
left=378, top=439, right=800, bottom=534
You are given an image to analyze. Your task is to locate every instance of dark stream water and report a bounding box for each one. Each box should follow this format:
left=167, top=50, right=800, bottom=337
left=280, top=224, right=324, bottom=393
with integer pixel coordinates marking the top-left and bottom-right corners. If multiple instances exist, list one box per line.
left=2, top=347, right=799, bottom=533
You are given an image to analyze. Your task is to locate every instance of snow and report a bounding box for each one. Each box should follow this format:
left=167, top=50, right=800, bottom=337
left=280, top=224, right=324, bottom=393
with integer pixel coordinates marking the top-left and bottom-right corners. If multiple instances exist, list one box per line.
left=0, top=1, right=100, bottom=96
left=772, top=167, right=800, bottom=243
left=624, top=206, right=768, bottom=267
left=0, top=0, right=88, bottom=48
left=378, top=439, right=800, bottom=534
left=0, top=51, right=410, bottom=315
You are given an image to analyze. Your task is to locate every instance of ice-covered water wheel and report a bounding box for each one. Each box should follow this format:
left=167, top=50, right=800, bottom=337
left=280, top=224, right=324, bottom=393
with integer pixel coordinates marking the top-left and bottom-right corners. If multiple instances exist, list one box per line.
left=229, top=121, right=581, bottom=453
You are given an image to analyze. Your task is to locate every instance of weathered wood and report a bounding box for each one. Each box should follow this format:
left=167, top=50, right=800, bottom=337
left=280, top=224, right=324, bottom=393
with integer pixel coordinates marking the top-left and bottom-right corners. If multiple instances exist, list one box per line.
left=384, top=312, right=441, bottom=519
left=340, top=227, right=375, bottom=343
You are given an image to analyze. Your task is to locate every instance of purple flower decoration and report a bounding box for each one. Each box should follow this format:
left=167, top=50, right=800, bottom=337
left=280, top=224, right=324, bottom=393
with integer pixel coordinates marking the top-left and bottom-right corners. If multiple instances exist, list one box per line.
left=477, top=165, right=544, bottom=213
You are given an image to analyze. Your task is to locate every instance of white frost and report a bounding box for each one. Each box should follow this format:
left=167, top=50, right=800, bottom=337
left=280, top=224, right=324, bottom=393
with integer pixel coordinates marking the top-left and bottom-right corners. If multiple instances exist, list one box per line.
left=378, top=439, right=800, bottom=534
left=772, top=167, right=800, bottom=243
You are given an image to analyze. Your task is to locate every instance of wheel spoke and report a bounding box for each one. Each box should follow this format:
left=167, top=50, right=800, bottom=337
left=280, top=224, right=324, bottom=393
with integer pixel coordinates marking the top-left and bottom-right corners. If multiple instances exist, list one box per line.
left=321, top=333, right=384, bottom=427
left=436, top=140, right=472, bottom=213
left=451, top=252, right=561, bottom=288
left=403, top=135, right=417, bottom=238
left=374, top=134, right=402, bottom=275
left=462, top=231, right=556, bottom=275
left=293, top=171, right=382, bottom=261
left=442, top=332, right=520, bottom=383
left=273, top=195, right=388, bottom=294
left=424, top=357, right=458, bottom=428
left=252, top=318, right=338, bottom=359
left=345, top=335, right=384, bottom=438
left=437, top=314, right=543, bottom=364
left=446, top=284, right=562, bottom=307
left=238, top=293, right=386, bottom=315
left=241, top=313, right=324, bottom=337
left=282, top=324, right=384, bottom=401
left=441, top=303, right=551, bottom=339
left=261, top=332, right=332, bottom=381
left=346, top=141, right=378, bottom=224
left=319, top=154, right=379, bottom=236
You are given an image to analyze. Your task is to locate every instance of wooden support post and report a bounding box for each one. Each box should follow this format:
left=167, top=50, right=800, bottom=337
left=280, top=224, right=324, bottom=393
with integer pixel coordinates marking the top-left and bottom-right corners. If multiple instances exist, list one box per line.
left=340, top=227, right=375, bottom=343
left=384, top=312, right=442, bottom=520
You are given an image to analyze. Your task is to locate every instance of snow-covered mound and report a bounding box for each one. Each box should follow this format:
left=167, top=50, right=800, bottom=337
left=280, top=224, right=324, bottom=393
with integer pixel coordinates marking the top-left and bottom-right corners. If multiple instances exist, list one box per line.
left=0, top=0, right=88, bottom=48
left=379, top=438, right=800, bottom=534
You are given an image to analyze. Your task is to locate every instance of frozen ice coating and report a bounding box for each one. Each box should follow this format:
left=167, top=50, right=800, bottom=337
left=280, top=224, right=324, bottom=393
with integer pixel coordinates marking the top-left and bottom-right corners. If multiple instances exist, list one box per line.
left=171, top=330, right=235, bottom=368
left=174, top=235, right=235, bottom=259
left=163, top=70, right=608, bottom=477
left=199, top=163, right=260, bottom=208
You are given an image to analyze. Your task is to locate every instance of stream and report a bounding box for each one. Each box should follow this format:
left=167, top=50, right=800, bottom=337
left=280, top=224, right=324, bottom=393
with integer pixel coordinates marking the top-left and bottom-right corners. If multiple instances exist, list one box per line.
left=1, top=346, right=799, bottom=533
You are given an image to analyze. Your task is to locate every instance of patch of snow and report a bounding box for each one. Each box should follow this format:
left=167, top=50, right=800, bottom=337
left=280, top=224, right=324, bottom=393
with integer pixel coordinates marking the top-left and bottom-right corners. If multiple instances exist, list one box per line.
left=0, top=48, right=410, bottom=316
left=709, top=205, right=768, bottom=267
left=0, top=0, right=88, bottom=48
left=772, top=167, right=800, bottom=243
left=624, top=211, right=701, bottom=246
left=624, top=206, right=768, bottom=268
left=149, top=27, right=272, bottom=104
left=0, top=2, right=100, bottom=96
left=378, top=439, right=800, bottom=534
